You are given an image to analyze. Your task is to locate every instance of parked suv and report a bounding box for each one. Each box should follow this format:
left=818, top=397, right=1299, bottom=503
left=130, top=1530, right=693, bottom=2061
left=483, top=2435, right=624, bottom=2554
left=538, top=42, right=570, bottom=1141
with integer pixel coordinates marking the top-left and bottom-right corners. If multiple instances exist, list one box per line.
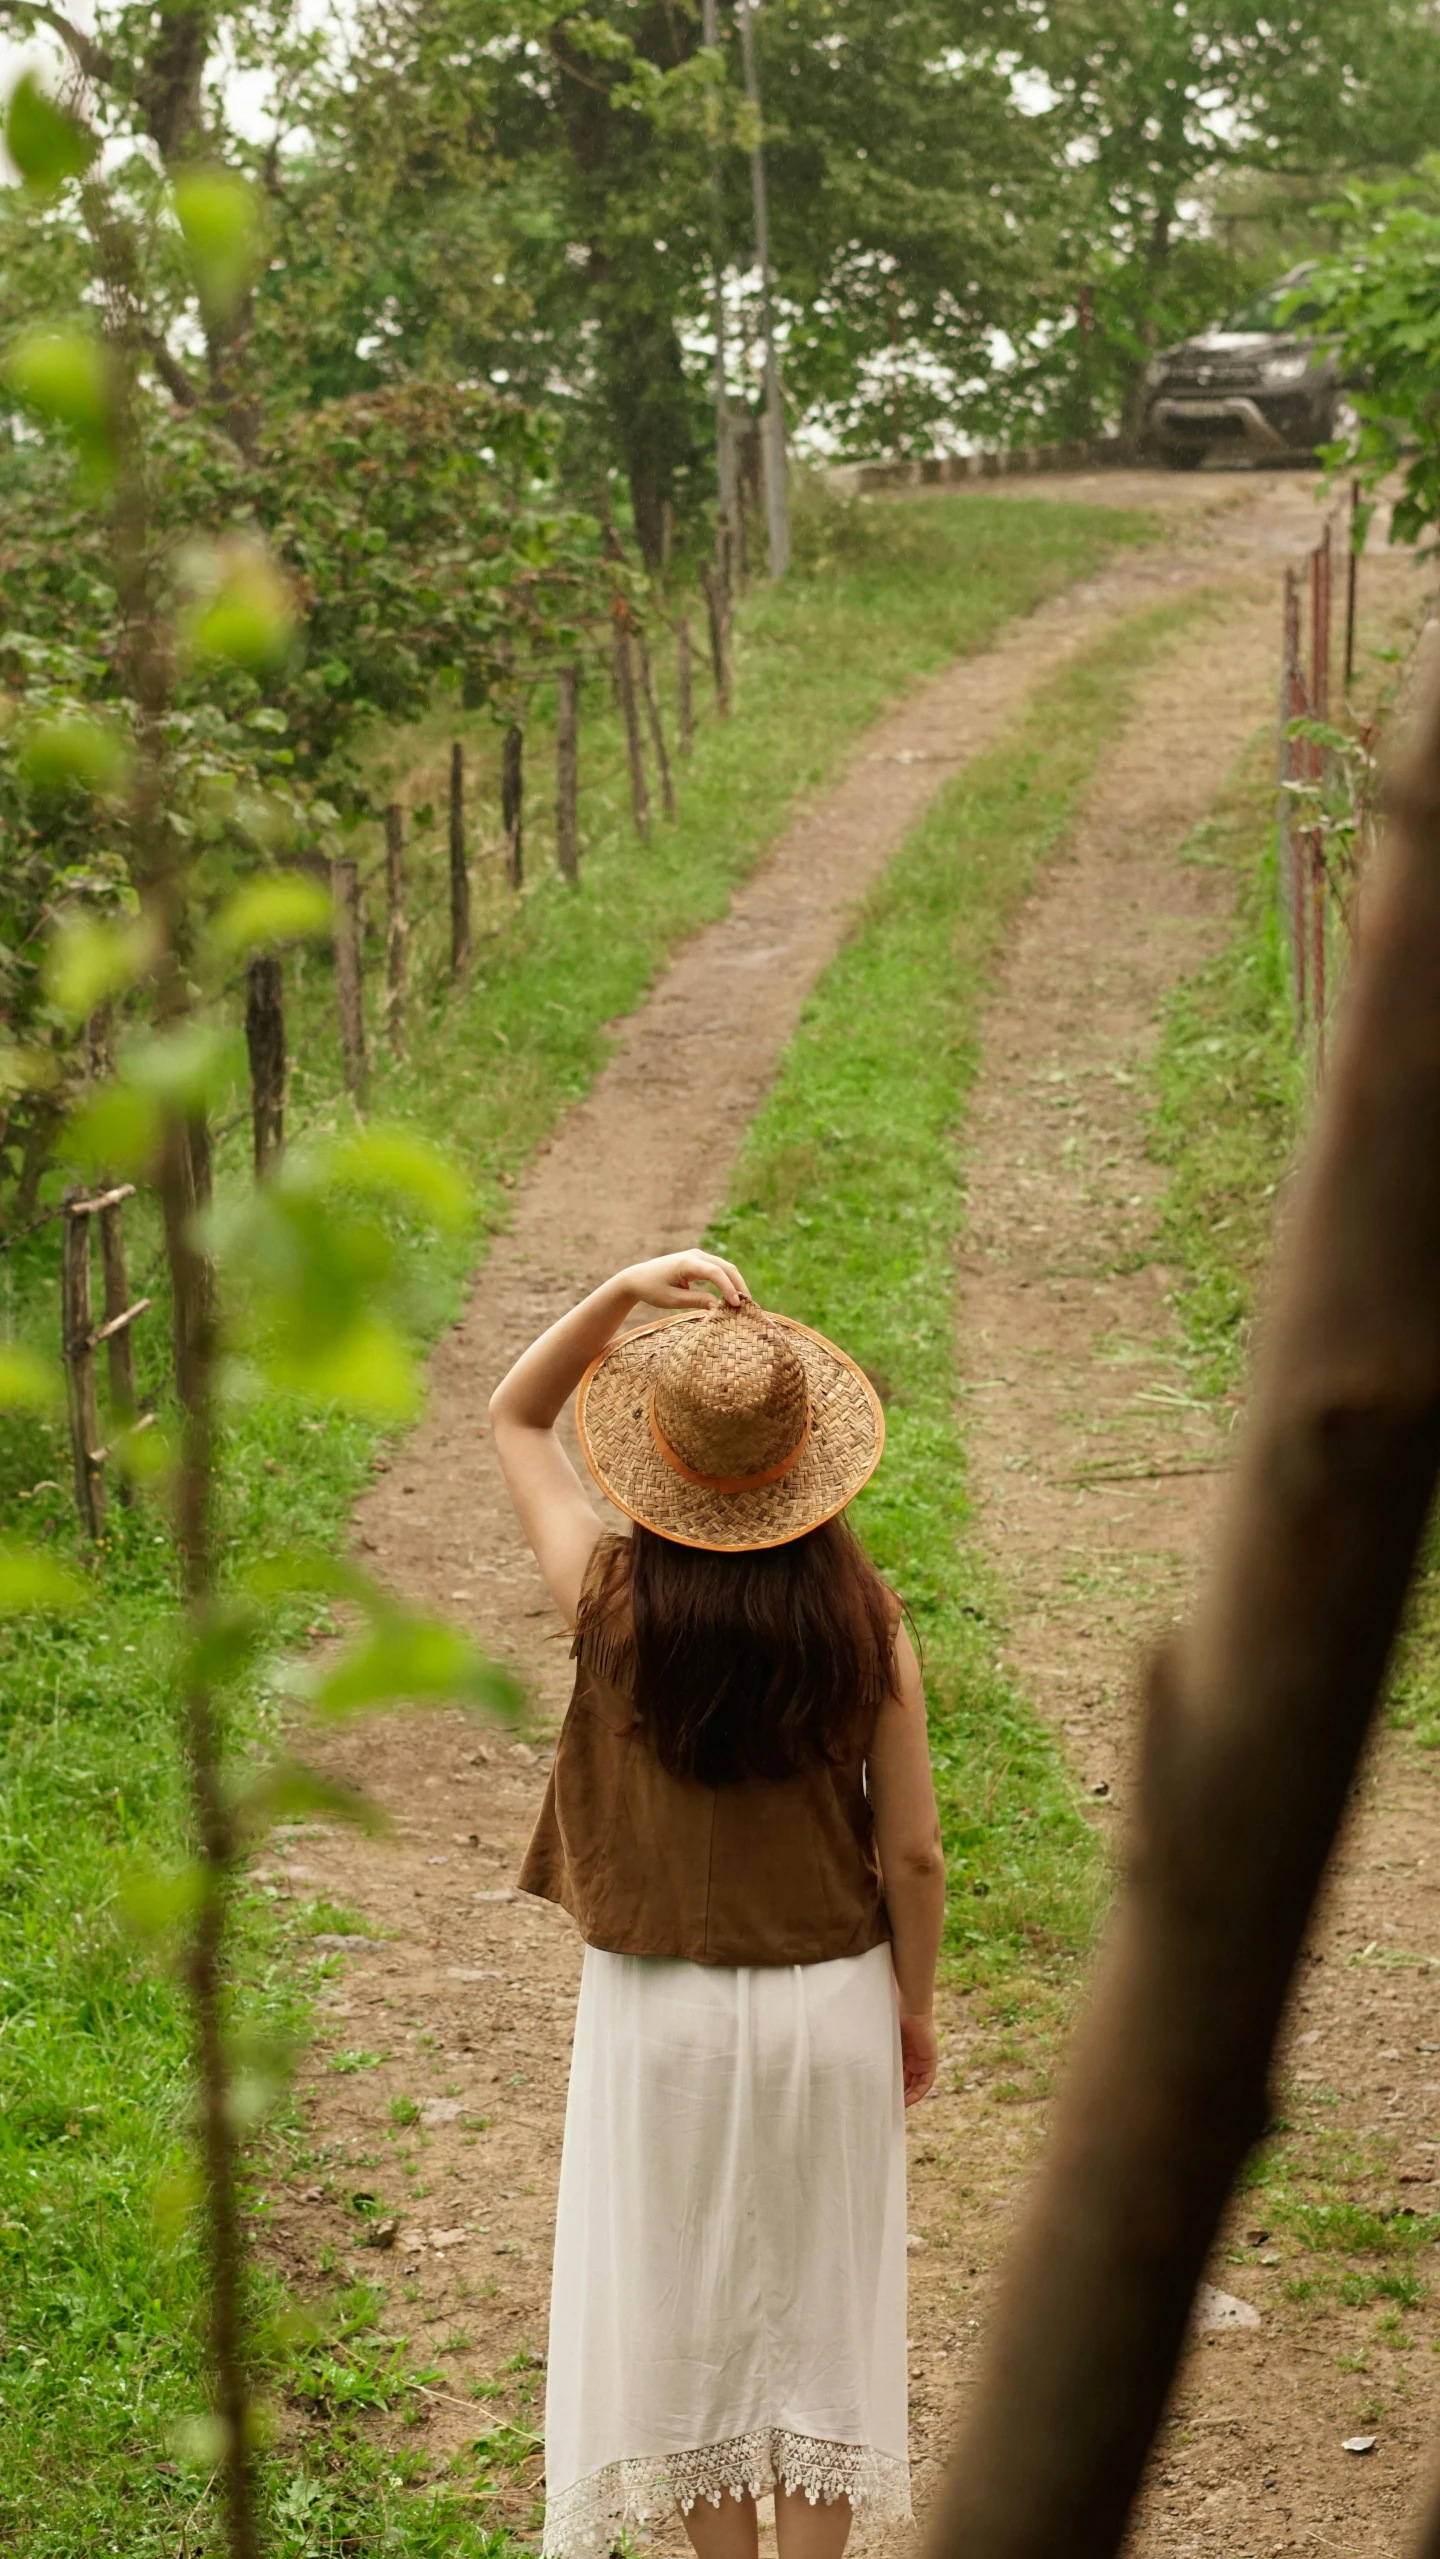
left=1142, top=268, right=1339, bottom=469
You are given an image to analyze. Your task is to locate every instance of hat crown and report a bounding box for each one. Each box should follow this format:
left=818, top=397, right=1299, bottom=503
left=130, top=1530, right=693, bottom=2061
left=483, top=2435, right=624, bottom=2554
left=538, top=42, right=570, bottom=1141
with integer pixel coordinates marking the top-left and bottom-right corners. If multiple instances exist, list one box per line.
left=653, top=1301, right=810, bottom=1482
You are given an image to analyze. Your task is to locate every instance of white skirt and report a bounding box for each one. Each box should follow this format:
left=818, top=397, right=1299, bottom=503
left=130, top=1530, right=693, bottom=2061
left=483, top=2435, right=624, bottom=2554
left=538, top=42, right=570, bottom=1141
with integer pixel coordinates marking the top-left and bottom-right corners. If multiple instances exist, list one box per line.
left=542, top=1940, right=912, bottom=2559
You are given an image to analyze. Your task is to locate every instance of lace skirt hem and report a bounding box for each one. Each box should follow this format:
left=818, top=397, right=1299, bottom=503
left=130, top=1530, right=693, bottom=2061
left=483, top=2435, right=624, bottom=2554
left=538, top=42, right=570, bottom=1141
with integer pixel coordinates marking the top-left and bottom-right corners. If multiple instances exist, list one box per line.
left=541, top=2427, right=913, bottom=2559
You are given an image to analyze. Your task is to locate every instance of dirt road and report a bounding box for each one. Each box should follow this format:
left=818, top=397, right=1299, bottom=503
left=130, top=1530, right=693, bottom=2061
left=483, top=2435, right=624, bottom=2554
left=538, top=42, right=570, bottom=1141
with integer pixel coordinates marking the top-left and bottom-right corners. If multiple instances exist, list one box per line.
left=256, top=470, right=1438, bottom=2553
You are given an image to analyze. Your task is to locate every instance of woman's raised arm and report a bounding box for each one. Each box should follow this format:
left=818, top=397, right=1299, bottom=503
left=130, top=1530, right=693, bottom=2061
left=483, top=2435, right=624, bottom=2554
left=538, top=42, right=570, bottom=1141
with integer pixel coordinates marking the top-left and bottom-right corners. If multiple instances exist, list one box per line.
left=488, top=1247, right=750, bottom=1621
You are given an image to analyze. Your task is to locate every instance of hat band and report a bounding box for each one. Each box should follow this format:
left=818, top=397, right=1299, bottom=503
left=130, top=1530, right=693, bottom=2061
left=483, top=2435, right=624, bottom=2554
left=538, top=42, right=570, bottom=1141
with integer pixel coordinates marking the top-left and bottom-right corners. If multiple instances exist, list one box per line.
left=649, top=1392, right=812, bottom=1496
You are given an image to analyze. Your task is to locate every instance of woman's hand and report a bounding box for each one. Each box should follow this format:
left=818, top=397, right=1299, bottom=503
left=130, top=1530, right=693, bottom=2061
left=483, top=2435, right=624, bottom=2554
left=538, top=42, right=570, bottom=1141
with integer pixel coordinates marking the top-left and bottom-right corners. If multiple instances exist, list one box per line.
left=620, top=1249, right=751, bottom=1311
left=900, top=2011, right=938, bottom=2107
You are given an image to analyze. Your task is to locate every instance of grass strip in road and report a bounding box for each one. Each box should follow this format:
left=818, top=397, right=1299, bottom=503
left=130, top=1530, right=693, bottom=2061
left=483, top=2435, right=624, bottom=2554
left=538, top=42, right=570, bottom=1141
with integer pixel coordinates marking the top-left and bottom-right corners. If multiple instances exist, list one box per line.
left=710, top=589, right=1223, bottom=2005
left=0, top=491, right=1152, bottom=2558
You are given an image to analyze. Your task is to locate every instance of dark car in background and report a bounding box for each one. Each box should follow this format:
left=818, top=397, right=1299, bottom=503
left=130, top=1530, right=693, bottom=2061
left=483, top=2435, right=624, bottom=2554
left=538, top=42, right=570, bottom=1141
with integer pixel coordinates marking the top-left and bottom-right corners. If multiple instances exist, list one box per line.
left=1142, top=267, right=1340, bottom=470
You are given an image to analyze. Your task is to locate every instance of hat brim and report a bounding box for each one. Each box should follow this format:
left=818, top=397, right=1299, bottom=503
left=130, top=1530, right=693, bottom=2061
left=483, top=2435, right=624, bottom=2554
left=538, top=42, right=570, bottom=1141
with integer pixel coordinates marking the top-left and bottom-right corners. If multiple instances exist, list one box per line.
left=575, top=1308, right=885, bottom=1553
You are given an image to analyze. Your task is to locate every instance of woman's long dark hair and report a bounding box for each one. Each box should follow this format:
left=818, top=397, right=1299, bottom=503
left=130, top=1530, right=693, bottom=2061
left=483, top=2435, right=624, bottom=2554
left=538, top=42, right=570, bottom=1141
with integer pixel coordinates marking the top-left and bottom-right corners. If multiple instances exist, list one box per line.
left=581, top=1517, right=897, bottom=1788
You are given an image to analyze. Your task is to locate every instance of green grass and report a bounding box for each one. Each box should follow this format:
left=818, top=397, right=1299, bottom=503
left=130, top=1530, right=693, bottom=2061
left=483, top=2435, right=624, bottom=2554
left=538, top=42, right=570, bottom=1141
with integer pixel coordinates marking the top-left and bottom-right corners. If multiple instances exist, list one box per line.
left=0, top=488, right=1153, bottom=2554
left=710, top=588, right=1224, bottom=1999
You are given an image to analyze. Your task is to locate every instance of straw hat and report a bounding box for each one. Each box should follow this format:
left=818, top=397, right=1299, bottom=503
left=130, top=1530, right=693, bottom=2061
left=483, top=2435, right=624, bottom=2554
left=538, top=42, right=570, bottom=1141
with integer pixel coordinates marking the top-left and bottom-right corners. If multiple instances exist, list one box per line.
left=576, top=1297, right=884, bottom=1552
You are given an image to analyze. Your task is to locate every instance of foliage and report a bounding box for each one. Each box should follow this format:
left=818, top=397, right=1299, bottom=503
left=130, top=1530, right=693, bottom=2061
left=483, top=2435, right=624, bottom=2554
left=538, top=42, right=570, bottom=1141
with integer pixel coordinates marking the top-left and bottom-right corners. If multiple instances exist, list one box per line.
left=1301, top=157, right=1440, bottom=549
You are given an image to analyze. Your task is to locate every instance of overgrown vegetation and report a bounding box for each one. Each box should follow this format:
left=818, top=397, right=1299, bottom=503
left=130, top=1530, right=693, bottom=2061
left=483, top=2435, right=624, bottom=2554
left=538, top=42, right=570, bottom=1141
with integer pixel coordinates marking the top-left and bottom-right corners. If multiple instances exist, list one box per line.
left=710, top=589, right=1224, bottom=2000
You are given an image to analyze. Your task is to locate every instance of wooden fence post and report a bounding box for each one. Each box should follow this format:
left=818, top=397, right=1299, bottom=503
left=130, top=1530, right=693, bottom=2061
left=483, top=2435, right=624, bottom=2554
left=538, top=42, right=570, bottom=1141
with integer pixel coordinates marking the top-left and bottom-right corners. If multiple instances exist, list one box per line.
left=676, top=617, right=694, bottom=758
left=614, top=618, right=650, bottom=837
left=62, top=1194, right=103, bottom=1539
left=449, top=742, right=471, bottom=973
left=245, top=954, right=286, bottom=1179
left=384, top=803, right=407, bottom=1059
left=556, top=666, right=581, bottom=883
left=702, top=562, right=731, bottom=717
left=502, top=723, right=525, bottom=889
left=636, top=634, right=676, bottom=820
left=331, top=854, right=367, bottom=1103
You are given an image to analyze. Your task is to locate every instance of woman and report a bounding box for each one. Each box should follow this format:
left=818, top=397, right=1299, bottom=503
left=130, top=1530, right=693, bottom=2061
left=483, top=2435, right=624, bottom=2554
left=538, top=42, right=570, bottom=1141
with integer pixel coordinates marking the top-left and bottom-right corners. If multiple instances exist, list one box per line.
left=489, top=1248, right=945, bottom=2559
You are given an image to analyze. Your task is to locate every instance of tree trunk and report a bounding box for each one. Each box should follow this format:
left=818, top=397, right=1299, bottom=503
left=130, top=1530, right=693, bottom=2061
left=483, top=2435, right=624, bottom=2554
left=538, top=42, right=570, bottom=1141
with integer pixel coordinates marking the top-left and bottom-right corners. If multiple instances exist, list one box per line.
left=556, top=667, right=581, bottom=883
left=384, top=802, right=407, bottom=1058
left=332, top=855, right=367, bottom=1102
left=244, top=954, right=286, bottom=1178
left=502, top=724, right=525, bottom=889
left=614, top=624, right=651, bottom=836
left=449, top=743, right=471, bottom=973
left=676, top=618, right=695, bottom=757
left=636, top=634, right=676, bottom=819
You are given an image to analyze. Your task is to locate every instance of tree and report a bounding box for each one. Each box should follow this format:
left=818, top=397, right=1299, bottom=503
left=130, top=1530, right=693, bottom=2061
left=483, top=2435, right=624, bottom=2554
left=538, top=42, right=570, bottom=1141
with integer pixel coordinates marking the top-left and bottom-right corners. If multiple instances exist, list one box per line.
left=1301, top=158, right=1440, bottom=552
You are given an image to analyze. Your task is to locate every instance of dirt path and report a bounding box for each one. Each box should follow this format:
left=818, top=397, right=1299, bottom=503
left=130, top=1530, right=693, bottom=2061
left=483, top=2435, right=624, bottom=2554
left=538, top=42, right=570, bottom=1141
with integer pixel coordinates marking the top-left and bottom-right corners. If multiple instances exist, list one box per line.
left=253, top=471, right=1434, bottom=2545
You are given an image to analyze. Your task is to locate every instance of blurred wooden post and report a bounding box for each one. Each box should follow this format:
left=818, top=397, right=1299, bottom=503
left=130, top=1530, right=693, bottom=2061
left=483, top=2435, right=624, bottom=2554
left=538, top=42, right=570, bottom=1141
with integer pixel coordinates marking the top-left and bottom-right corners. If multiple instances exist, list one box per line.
left=62, top=1194, right=103, bottom=1539
left=702, top=561, right=731, bottom=716
left=924, top=660, right=1440, bottom=2559
left=556, top=666, right=581, bottom=884
left=636, top=633, right=676, bottom=820
left=502, top=723, right=525, bottom=889
left=244, top=954, right=286, bottom=1178
left=331, top=855, right=367, bottom=1102
left=384, top=803, right=407, bottom=1060
left=676, top=617, right=695, bottom=757
left=614, top=617, right=650, bottom=837
left=449, top=742, right=471, bottom=972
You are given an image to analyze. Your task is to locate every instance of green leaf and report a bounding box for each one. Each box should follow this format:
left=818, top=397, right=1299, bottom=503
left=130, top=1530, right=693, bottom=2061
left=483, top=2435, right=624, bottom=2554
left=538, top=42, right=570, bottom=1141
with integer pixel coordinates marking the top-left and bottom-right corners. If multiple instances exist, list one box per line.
left=152, top=2157, right=202, bottom=2241
left=64, top=1083, right=164, bottom=1179
left=327, top=1124, right=471, bottom=1228
left=5, top=71, right=95, bottom=193
left=242, top=1546, right=388, bottom=1614
left=226, top=2023, right=297, bottom=2129
left=122, top=1022, right=242, bottom=1113
left=118, top=1858, right=208, bottom=1941
left=264, top=1311, right=418, bottom=1418
left=4, top=326, right=112, bottom=473
left=184, top=543, right=295, bottom=673
left=173, top=166, right=262, bottom=320
left=19, top=713, right=131, bottom=796
left=213, top=871, right=333, bottom=955
left=312, top=1619, right=523, bottom=1722
left=234, top=1753, right=390, bottom=1839
left=0, top=1544, right=87, bottom=1616
left=167, top=2414, right=229, bottom=2471
left=43, top=911, right=159, bottom=1021
left=0, top=1345, right=59, bottom=1412
left=185, top=1602, right=265, bottom=1692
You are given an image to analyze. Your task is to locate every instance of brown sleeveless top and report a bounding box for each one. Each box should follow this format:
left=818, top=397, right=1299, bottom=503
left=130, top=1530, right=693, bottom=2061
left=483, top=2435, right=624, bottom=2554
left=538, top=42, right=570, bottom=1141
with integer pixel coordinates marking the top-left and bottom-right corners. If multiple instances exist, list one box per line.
left=517, top=1574, right=890, bottom=1968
